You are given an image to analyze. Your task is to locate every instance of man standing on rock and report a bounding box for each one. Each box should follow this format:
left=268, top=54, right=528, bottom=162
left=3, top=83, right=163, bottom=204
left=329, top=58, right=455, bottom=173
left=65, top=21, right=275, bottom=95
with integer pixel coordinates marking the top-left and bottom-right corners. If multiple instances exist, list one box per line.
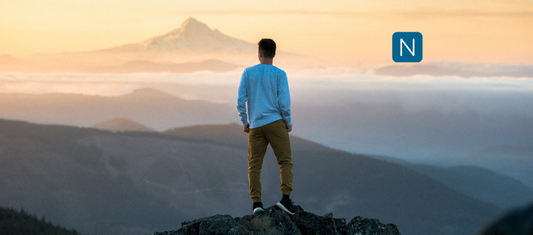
left=237, top=38, right=295, bottom=215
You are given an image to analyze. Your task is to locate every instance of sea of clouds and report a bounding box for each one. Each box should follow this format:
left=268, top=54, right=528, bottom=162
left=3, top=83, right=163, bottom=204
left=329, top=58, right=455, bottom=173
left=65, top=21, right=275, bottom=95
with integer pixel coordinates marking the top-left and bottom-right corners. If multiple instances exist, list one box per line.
left=1, top=64, right=532, bottom=162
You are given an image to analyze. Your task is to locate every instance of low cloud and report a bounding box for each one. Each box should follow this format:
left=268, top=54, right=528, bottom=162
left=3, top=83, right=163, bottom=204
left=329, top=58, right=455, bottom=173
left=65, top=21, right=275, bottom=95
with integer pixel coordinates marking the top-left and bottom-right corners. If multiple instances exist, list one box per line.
left=392, top=8, right=533, bottom=19
left=1, top=70, right=532, bottom=161
left=374, top=62, right=533, bottom=78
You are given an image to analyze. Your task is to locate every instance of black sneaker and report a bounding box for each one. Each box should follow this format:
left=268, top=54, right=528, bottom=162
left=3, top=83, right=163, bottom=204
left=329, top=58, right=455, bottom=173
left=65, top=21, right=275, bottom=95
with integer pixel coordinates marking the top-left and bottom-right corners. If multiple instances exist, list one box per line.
left=276, top=199, right=295, bottom=215
left=253, top=202, right=264, bottom=215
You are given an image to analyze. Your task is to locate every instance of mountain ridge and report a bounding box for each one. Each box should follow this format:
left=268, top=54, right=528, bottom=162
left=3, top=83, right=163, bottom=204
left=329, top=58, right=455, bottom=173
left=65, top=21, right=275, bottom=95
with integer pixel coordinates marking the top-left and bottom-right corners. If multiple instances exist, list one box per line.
left=0, top=17, right=271, bottom=73
left=0, top=118, right=501, bottom=235
left=407, top=164, right=533, bottom=209
left=0, top=88, right=235, bottom=130
left=0, top=206, right=82, bottom=235
left=0, top=17, right=323, bottom=72
left=91, top=117, right=156, bottom=133
left=457, top=145, right=533, bottom=187
left=104, top=17, right=256, bottom=53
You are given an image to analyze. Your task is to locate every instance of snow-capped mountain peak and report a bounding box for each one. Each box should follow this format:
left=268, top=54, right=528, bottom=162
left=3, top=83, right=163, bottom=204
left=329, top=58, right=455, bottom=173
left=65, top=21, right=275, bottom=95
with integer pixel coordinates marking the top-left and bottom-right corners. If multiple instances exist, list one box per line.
left=108, top=17, right=256, bottom=53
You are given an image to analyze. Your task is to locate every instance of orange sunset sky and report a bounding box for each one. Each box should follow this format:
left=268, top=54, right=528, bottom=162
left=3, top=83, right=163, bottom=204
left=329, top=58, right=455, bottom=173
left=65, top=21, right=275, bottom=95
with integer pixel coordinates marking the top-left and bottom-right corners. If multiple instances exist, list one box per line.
left=1, top=0, right=532, bottom=64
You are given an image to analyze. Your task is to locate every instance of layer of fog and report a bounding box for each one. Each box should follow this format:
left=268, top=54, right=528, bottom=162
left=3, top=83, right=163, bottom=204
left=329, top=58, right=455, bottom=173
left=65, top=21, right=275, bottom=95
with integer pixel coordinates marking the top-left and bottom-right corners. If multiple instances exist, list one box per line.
left=1, top=70, right=532, bottom=163
left=375, top=62, right=533, bottom=78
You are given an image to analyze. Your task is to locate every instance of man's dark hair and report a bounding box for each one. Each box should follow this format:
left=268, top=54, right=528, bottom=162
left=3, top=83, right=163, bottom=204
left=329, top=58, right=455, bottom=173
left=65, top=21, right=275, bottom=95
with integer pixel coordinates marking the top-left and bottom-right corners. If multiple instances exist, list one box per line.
left=258, top=39, right=276, bottom=58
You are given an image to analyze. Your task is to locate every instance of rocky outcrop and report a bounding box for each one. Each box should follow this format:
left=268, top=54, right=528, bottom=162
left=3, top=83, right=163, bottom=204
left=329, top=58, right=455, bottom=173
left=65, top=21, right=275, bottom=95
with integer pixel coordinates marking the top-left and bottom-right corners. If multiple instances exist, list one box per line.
left=152, top=205, right=401, bottom=235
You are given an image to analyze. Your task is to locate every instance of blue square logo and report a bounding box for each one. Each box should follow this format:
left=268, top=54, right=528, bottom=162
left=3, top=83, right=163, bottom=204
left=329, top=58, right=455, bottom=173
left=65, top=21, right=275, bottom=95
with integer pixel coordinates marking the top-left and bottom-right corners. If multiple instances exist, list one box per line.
left=393, top=32, right=423, bottom=63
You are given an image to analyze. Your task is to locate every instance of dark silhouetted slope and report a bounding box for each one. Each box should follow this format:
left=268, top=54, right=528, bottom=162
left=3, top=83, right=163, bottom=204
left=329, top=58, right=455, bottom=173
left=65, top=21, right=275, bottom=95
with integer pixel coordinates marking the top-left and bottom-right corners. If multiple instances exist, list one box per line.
left=0, top=206, right=81, bottom=235
left=0, top=119, right=501, bottom=235
left=0, top=120, right=183, bottom=235
left=163, top=124, right=500, bottom=235
left=477, top=202, right=533, bottom=235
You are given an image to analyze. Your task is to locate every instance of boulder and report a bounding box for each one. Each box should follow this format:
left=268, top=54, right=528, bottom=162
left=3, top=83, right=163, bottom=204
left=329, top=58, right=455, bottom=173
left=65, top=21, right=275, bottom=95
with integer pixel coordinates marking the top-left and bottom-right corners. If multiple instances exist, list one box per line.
left=151, top=205, right=401, bottom=235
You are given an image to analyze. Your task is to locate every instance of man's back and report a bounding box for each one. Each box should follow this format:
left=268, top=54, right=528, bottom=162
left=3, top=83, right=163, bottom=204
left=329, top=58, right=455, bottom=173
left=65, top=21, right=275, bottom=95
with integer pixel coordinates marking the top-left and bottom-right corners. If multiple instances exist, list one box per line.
left=237, top=64, right=291, bottom=129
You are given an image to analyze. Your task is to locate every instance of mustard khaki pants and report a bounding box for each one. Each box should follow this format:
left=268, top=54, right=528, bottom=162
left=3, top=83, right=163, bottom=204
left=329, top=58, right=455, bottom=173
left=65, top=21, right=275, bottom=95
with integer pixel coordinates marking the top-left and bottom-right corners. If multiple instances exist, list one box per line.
left=248, top=119, right=293, bottom=203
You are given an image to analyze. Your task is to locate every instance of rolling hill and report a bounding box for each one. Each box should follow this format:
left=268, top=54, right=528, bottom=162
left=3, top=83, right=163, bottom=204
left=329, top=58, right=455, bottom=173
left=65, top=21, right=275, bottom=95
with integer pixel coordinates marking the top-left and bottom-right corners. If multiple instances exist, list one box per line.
left=91, top=118, right=156, bottom=133
left=0, top=88, right=235, bottom=130
left=0, top=206, right=81, bottom=235
left=407, top=164, right=533, bottom=209
left=460, top=145, right=533, bottom=187
left=0, top=119, right=501, bottom=235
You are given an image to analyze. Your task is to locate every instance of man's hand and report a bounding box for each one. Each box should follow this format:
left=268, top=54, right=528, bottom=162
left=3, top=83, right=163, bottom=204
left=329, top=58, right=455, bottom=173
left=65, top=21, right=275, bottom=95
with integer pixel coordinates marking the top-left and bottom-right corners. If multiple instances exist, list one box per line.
left=243, top=124, right=250, bottom=133
left=287, top=124, right=292, bottom=133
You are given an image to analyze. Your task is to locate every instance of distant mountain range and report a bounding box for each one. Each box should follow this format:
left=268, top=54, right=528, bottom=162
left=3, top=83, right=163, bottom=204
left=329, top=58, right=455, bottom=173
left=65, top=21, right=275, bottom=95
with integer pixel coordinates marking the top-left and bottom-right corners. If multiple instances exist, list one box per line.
left=103, top=17, right=256, bottom=53
left=90, top=116, right=533, bottom=211
left=406, top=164, right=533, bottom=209
left=0, top=18, right=251, bottom=73
left=0, top=17, right=311, bottom=73
left=91, top=118, right=156, bottom=133
left=0, top=88, right=235, bottom=130
left=0, top=119, right=503, bottom=235
left=94, top=59, right=242, bottom=73
left=2, top=87, right=532, bottom=190
left=459, top=145, right=533, bottom=187
left=0, top=54, right=19, bottom=64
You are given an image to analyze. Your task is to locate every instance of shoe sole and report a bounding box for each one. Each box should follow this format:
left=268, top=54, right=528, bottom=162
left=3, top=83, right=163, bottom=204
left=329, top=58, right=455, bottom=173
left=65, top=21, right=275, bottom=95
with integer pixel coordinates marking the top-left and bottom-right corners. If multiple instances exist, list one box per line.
left=276, top=202, right=295, bottom=215
left=253, top=207, right=264, bottom=215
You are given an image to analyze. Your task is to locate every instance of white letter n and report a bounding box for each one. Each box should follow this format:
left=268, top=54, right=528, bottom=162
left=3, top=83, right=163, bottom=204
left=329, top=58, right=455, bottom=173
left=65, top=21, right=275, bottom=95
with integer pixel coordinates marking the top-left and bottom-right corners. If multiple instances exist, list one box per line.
left=400, top=38, right=415, bottom=56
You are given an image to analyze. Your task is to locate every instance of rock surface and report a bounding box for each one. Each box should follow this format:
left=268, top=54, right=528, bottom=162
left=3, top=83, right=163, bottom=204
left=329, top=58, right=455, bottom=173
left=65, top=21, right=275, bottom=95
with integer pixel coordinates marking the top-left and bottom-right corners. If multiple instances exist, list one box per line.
left=152, top=205, right=401, bottom=235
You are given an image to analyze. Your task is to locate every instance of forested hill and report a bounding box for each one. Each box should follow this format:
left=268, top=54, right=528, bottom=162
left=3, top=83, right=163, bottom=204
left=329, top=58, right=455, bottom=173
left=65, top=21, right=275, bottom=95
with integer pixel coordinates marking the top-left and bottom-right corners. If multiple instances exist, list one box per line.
left=0, top=119, right=500, bottom=235
left=0, top=206, right=81, bottom=235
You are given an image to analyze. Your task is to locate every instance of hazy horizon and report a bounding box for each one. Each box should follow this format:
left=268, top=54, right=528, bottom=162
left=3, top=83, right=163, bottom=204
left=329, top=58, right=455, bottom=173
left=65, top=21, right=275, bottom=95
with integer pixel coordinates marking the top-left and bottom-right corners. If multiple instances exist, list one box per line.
left=1, top=69, right=531, bottom=163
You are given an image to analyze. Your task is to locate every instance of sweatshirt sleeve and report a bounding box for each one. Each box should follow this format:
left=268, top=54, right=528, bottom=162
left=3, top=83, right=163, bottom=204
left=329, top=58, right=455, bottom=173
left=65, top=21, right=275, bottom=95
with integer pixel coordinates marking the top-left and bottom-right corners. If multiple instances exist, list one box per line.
left=236, top=70, right=249, bottom=126
left=278, top=72, right=292, bottom=127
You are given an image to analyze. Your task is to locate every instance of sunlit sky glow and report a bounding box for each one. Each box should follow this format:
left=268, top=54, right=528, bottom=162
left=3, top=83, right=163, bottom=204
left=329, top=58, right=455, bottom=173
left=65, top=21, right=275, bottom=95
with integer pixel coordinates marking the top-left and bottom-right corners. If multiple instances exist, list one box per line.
left=1, top=0, right=532, bottom=64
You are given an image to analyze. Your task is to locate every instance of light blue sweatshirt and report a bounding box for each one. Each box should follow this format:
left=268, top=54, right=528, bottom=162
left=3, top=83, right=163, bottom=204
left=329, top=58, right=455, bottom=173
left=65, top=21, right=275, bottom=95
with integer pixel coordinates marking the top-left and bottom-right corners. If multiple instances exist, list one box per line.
left=237, top=64, right=291, bottom=129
